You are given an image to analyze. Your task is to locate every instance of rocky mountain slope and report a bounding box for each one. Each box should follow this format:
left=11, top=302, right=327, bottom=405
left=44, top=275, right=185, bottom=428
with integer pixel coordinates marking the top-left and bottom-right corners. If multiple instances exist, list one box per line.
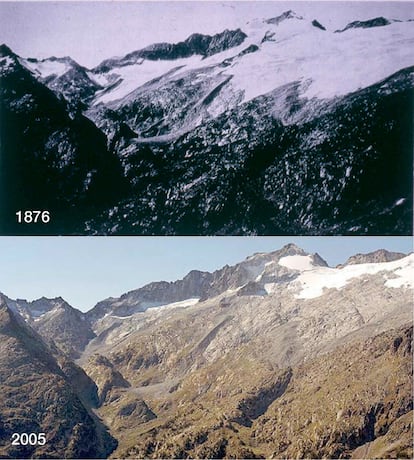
left=337, top=248, right=407, bottom=268
left=86, top=243, right=327, bottom=325
left=0, top=45, right=128, bottom=234
left=0, top=297, right=116, bottom=459
left=1, top=9, right=413, bottom=234
left=1, top=245, right=412, bottom=458
left=4, top=295, right=95, bottom=358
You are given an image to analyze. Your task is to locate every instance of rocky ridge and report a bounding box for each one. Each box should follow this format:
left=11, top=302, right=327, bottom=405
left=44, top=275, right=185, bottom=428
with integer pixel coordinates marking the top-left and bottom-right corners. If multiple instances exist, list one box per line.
left=86, top=243, right=327, bottom=325
left=95, top=29, right=247, bottom=73
left=4, top=295, right=95, bottom=358
left=338, top=249, right=407, bottom=268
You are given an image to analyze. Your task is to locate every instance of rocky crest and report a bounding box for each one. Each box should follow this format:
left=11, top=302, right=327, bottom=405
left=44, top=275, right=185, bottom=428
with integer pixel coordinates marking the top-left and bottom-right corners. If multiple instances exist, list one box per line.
left=338, top=249, right=408, bottom=267
left=86, top=243, right=327, bottom=324
left=336, top=17, right=394, bottom=33
left=4, top=295, right=95, bottom=358
left=95, top=29, right=247, bottom=73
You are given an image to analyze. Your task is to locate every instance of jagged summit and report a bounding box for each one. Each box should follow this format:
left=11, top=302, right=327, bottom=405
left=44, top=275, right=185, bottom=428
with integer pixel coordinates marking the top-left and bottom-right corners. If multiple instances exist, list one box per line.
left=2, top=295, right=94, bottom=359
left=94, top=28, right=247, bottom=72
left=265, top=10, right=304, bottom=25
left=26, top=54, right=82, bottom=69
left=336, top=17, right=395, bottom=33
left=6, top=295, right=74, bottom=317
left=0, top=43, right=14, bottom=57
left=337, top=249, right=408, bottom=267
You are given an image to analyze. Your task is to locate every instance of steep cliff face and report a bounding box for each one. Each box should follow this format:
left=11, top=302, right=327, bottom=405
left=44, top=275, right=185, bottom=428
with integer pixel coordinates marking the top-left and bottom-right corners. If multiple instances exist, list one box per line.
left=0, top=299, right=116, bottom=459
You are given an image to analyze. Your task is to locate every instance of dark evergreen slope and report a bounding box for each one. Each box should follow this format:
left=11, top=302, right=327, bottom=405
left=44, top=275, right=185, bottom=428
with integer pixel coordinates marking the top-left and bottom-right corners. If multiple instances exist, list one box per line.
left=0, top=46, right=128, bottom=234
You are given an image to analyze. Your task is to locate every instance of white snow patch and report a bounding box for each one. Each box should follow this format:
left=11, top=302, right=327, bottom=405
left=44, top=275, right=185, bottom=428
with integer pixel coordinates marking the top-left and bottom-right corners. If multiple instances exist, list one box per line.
left=395, top=198, right=406, bottom=206
left=109, top=314, right=135, bottom=320
left=132, top=298, right=201, bottom=321
left=279, top=255, right=315, bottom=271
left=385, top=264, right=414, bottom=289
left=93, top=55, right=202, bottom=105
left=295, top=254, right=413, bottom=299
left=0, top=56, right=14, bottom=68
left=87, top=71, right=108, bottom=86
left=264, top=283, right=278, bottom=294
left=227, top=19, right=414, bottom=102
left=23, top=59, right=70, bottom=78
left=148, top=298, right=199, bottom=312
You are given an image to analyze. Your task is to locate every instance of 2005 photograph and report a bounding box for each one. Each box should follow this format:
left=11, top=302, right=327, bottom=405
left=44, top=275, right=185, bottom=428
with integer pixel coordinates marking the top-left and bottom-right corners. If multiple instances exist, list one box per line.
left=0, top=236, right=412, bottom=458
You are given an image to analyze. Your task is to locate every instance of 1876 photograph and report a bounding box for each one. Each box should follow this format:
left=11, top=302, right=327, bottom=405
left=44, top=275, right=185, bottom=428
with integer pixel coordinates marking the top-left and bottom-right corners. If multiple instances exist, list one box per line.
left=1, top=1, right=413, bottom=235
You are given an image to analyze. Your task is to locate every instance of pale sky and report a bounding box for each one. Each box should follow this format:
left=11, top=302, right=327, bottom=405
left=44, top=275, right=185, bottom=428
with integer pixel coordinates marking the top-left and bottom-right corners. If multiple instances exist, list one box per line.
left=0, top=237, right=411, bottom=311
left=0, top=1, right=413, bottom=67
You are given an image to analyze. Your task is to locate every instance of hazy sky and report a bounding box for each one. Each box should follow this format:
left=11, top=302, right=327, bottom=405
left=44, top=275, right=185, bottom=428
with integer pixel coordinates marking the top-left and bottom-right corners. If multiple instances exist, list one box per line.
left=0, top=237, right=411, bottom=311
left=0, top=1, right=413, bottom=67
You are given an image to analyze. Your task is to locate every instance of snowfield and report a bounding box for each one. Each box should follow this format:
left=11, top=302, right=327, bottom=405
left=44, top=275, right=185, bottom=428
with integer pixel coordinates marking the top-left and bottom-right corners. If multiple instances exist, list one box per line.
left=294, top=254, right=414, bottom=299
left=278, top=255, right=316, bottom=271
left=92, top=56, right=202, bottom=105
left=89, top=14, right=414, bottom=108
left=22, top=58, right=71, bottom=78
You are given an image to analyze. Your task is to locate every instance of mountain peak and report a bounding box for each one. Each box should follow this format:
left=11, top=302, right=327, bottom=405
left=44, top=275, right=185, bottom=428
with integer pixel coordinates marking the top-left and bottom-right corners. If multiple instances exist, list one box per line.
left=335, top=17, right=393, bottom=33
left=338, top=249, right=408, bottom=267
left=280, top=242, right=304, bottom=253
left=0, top=43, right=14, bottom=57
left=265, top=10, right=304, bottom=25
